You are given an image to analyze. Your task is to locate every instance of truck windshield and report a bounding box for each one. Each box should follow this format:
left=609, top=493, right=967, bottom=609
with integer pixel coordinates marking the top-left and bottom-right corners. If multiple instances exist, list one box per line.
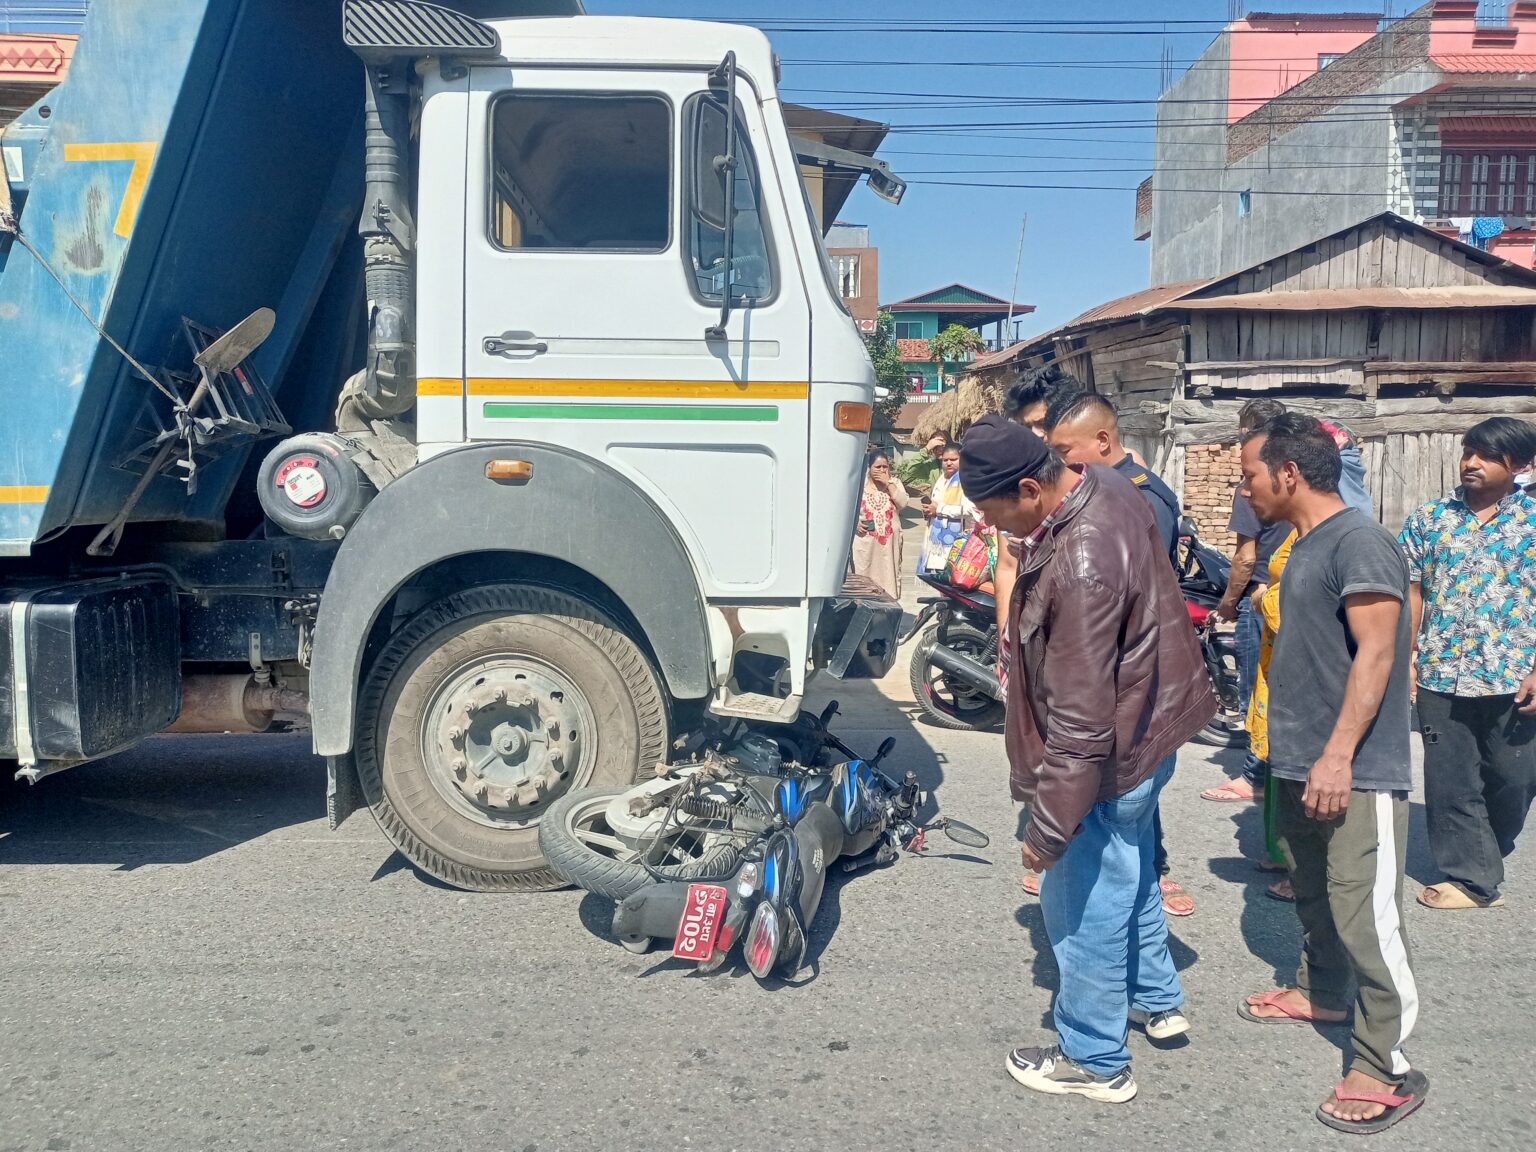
left=798, top=179, right=851, bottom=318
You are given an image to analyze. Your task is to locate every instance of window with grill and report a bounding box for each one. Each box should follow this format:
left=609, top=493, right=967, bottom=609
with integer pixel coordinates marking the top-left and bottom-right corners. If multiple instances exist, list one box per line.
left=1438, top=147, right=1536, bottom=219
left=1441, top=153, right=1464, bottom=214
left=1471, top=154, right=1491, bottom=213
left=1498, top=153, right=1519, bottom=212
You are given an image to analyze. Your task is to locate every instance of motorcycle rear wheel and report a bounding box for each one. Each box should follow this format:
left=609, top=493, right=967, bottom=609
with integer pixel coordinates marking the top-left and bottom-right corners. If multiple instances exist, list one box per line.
left=1191, top=714, right=1248, bottom=749
left=909, top=622, right=1005, bottom=732
left=539, top=787, right=738, bottom=901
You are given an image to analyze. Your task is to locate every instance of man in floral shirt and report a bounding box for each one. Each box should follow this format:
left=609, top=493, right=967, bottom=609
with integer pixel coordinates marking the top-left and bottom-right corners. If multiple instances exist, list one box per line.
left=1399, top=417, right=1536, bottom=911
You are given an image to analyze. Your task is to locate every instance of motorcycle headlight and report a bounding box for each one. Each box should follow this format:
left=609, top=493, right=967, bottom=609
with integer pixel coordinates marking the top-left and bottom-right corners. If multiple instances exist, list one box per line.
left=744, top=901, right=782, bottom=979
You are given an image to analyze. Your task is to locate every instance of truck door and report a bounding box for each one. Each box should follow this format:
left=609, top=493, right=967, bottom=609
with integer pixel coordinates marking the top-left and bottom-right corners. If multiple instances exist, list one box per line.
left=455, top=68, right=812, bottom=599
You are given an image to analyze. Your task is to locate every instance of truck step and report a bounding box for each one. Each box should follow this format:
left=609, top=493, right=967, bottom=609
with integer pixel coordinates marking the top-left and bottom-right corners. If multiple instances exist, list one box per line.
left=708, top=689, right=803, bottom=724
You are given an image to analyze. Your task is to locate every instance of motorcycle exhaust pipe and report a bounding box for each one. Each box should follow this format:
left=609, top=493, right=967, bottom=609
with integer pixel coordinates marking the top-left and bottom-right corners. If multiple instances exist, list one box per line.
left=926, top=643, right=1004, bottom=701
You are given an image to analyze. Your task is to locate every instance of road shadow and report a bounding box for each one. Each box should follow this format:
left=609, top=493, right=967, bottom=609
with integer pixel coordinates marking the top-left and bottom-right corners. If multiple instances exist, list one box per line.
left=1403, top=800, right=1438, bottom=887
left=370, top=850, right=459, bottom=889
left=803, top=677, right=947, bottom=804
left=1013, top=896, right=1199, bottom=1031
left=0, top=733, right=324, bottom=870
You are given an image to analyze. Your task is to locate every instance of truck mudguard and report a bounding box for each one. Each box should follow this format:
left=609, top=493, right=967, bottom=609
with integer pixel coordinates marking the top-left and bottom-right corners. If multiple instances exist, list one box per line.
left=308, top=442, right=711, bottom=756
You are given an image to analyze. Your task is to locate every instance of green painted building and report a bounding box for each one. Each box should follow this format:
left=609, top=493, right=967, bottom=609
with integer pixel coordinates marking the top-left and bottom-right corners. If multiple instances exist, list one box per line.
left=884, top=283, right=1035, bottom=395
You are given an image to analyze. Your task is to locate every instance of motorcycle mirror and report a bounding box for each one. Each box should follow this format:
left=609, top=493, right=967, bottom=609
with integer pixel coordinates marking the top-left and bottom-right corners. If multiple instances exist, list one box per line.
left=874, top=737, right=896, bottom=763
left=820, top=701, right=840, bottom=728
left=941, top=819, right=990, bottom=849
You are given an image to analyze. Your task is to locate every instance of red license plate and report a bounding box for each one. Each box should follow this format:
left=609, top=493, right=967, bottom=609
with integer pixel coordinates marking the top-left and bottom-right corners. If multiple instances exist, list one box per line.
left=672, top=883, right=730, bottom=962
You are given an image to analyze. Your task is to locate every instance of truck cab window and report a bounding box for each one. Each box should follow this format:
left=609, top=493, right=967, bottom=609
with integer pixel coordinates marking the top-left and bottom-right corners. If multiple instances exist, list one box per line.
left=686, top=94, right=773, bottom=304
left=489, top=93, right=670, bottom=251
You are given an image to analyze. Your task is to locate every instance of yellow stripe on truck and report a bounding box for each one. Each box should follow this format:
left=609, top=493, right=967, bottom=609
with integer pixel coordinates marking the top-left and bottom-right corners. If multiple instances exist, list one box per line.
left=466, top=379, right=810, bottom=400
left=0, top=486, right=49, bottom=503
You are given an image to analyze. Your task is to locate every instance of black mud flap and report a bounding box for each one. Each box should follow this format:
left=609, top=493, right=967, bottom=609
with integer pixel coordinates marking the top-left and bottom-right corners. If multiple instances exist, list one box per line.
left=327, top=753, right=365, bottom=829
left=814, top=578, right=904, bottom=680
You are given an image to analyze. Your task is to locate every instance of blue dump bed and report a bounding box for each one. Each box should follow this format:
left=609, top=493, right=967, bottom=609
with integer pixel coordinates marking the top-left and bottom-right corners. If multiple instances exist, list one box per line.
left=0, top=0, right=576, bottom=555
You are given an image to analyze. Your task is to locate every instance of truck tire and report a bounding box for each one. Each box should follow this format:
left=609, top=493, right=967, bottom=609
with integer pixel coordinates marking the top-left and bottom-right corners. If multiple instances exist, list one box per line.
left=354, top=584, right=668, bottom=892
left=539, top=786, right=740, bottom=901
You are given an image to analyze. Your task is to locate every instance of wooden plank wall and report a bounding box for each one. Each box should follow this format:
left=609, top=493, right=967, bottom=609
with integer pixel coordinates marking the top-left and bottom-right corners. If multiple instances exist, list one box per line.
left=1361, top=433, right=1465, bottom=534
left=1211, top=217, right=1529, bottom=295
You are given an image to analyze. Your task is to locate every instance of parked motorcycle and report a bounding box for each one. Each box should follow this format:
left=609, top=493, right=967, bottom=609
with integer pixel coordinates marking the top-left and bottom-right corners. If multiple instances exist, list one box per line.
left=901, top=522, right=1245, bottom=746
left=905, top=573, right=1005, bottom=732
left=1178, top=517, right=1247, bottom=748
left=539, top=704, right=988, bottom=980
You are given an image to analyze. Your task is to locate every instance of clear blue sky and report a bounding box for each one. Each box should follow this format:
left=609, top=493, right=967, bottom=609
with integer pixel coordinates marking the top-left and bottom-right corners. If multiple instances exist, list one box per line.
left=591, top=1, right=1387, bottom=335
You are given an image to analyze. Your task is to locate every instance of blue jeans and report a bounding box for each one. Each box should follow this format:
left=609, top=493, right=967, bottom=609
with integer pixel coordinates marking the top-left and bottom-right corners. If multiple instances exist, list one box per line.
left=1234, top=597, right=1264, bottom=786
left=1038, top=756, right=1183, bottom=1076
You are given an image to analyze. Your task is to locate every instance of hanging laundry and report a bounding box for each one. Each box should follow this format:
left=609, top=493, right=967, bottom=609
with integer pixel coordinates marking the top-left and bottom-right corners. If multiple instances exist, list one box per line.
left=1450, top=216, right=1475, bottom=239
left=1471, top=216, right=1506, bottom=250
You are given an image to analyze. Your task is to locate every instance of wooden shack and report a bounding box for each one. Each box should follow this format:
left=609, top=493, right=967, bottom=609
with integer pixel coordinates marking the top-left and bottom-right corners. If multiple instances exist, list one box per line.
left=967, top=212, right=1536, bottom=545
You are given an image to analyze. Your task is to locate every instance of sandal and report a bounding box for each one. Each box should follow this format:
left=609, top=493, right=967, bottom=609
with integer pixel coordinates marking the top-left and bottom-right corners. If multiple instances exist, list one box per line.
left=1021, top=872, right=1041, bottom=897
left=1200, top=780, right=1258, bottom=802
left=1316, top=1069, right=1429, bottom=1135
left=1237, top=989, right=1348, bottom=1026
left=1417, top=884, right=1504, bottom=910
left=1265, top=878, right=1295, bottom=903
left=1159, top=877, right=1195, bottom=917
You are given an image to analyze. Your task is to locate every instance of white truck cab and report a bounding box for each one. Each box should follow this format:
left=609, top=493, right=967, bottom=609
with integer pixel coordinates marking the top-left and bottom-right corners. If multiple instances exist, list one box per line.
left=406, top=17, right=885, bottom=715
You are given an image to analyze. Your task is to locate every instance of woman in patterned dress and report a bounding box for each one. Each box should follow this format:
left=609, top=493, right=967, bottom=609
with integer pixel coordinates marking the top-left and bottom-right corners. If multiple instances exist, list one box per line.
left=850, top=450, right=910, bottom=599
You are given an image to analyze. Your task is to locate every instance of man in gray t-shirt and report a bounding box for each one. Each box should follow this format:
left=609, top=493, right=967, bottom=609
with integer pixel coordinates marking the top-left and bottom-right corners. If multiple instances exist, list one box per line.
left=1267, top=511, right=1414, bottom=791
left=1233, top=416, right=1427, bottom=1136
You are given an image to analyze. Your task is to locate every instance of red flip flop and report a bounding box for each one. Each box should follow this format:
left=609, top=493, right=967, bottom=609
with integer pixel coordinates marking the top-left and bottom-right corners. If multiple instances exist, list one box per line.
left=1237, top=989, right=1347, bottom=1026
left=1316, top=1070, right=1429, bottom=1134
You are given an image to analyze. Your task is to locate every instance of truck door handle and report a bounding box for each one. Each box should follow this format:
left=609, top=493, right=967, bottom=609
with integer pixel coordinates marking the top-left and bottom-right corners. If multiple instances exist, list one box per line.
left=483, top=337, right=549, bottom=356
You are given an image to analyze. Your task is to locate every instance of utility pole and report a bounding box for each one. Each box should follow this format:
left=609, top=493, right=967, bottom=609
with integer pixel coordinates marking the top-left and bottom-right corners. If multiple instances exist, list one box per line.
left=1005, top=214, right=1028, bottom=343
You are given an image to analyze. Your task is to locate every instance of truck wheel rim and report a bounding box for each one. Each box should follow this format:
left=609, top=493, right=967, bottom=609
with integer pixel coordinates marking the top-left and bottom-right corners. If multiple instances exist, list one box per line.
left=421, top=653, right=597, bottom=828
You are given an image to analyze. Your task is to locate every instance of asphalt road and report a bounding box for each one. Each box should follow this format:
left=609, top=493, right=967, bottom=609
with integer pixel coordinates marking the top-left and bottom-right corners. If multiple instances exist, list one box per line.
left=3, top=508, right=1533, bottom=1152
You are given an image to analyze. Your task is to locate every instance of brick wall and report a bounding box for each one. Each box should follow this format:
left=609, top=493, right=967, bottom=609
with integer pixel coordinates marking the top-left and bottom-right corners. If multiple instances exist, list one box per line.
left=1182, top=443, right=1242, bottom=552
left=1227, top=12, right=1431, bottom=164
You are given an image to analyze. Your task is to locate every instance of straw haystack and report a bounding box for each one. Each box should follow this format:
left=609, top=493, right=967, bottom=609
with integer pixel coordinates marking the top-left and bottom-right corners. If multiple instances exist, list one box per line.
left=905, top=373, right=1004, bottom=446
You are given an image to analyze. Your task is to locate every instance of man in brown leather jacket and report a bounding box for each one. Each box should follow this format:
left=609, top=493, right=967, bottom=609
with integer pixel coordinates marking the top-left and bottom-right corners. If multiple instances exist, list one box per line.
left=960, top=414, right=1216, bottom=1104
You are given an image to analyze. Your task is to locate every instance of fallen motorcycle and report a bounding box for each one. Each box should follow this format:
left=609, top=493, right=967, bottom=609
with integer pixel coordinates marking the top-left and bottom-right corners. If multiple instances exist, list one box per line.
left=539, top=703, right=988, bottom=980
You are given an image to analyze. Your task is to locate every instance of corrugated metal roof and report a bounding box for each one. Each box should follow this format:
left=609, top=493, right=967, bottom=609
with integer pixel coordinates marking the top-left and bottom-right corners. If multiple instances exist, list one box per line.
left=967, top=279, right=1212, bottom=373
left=1180, top=286, right=1536, bottom=310
left=1433, top=53, right=1536, bottom=73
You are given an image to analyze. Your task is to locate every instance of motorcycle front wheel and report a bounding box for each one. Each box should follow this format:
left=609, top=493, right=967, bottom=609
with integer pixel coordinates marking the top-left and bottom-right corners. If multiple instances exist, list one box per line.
left=539, top=787, right=740, bottom=901
left=909, top=622, right=1006, bottom=732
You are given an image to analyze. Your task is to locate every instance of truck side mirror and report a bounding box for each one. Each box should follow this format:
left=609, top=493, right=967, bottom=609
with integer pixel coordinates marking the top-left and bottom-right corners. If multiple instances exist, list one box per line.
left=692, top=98, right=729, bottom=232
left=702, top=51, right=738, bottom=341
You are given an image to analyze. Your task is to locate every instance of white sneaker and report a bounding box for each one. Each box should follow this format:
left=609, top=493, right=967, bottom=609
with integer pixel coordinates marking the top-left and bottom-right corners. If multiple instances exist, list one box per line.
left=1131, top=1008, right=1190, bottom=1042
left=1005, top=1045, right=1138, bottom=1103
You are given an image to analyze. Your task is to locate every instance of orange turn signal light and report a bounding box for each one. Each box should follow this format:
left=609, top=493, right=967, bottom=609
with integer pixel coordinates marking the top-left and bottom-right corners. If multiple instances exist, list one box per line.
left=485, top=459, right=534, bottom=483
left=834, top=402, right=872, bottom=433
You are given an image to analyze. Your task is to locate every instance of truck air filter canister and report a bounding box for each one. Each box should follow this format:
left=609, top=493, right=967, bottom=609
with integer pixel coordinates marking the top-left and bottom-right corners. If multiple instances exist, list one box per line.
left=257, top=433, right=377, bottom=541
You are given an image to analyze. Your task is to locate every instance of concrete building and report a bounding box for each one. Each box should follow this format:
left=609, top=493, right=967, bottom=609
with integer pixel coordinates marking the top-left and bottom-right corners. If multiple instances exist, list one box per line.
left=1142, top=2, right=1536, bottom=284
left=824, top=221, right=879, bottom=332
